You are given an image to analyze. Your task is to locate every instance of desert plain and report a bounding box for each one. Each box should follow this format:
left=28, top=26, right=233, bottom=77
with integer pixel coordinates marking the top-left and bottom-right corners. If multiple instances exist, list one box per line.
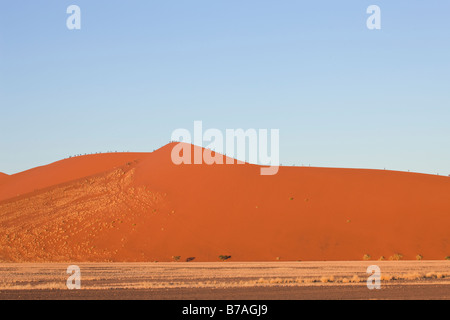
left=0, top=261, right=448, bottom=300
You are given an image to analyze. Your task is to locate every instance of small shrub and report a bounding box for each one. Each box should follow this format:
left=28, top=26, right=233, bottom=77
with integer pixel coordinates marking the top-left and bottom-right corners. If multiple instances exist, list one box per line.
left=425, top=272, right=448, bottom=279
left=381, top=274, right=394, bottom=281
left=404, top=272, right=423, bottom=280
left=219, top=255, right=232, bottom=261
left=379, top=256, right=386, bottom=261
left=320, top=277, right=334, bottom=283
left=186, top=257, right=195, bottom=262
left=445, top=256, right=450, bottom=261
left=363, top=254, right=371, bottom=261
left=416, top=254, right=423, bottom=261
left=269, top=278, right=284, bottom=284
left=257, top=278, right=266, bottom=284
left=172, top=256, right=181, bottom=262
left=389, top=253, right=403, bottom=261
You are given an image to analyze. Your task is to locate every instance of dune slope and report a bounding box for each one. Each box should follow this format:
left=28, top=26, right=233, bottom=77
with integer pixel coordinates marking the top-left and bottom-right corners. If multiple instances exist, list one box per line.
left=0, top=143, right=449, bottom=262
left=0, top=153, right=148, bottom=202
left=0, top=173, right=8, bottom=187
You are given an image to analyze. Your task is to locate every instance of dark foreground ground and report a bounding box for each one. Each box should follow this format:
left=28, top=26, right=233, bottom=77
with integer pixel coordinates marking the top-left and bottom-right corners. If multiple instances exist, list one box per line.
left=1, top=284, right=448, bottom=300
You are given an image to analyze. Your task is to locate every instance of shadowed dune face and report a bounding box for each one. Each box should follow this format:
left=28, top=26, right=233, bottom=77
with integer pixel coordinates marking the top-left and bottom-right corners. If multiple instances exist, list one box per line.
left=0, top=143, right=449, bottom=262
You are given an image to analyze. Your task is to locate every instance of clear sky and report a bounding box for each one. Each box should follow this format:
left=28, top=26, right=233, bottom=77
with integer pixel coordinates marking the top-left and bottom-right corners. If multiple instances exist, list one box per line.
left=1, top=1, right=450, bottom=175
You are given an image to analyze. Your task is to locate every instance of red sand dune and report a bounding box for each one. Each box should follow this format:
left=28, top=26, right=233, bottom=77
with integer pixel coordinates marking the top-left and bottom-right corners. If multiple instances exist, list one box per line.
left=0, top=153, right=147, bottom=202
left=0, top=143, right=449, bottom=262
left=0, top=173, right=8, bottom=186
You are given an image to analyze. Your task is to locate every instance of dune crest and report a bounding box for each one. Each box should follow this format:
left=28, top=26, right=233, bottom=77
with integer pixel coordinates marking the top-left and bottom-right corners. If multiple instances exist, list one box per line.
left=0, top=143, right=449, bottom=262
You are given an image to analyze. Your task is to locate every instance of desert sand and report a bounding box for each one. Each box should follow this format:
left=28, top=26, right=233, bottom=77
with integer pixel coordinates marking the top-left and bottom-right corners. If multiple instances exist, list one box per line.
left=0, top=143, right=449, bottom=262
left=0, top=262, right=448, bottom=300
left=0, top=173, right=8, bottom=183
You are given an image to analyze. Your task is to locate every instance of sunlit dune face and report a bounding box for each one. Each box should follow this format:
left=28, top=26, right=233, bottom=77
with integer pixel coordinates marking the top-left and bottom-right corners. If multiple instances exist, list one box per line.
left=0, top=143, right=449, bottom=262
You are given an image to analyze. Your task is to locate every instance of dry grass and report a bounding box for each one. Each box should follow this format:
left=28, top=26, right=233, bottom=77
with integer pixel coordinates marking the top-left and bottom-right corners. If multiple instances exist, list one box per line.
left=363, top=254, right=371, bottom=261
left=389, top=253, right=403, bottom=261
left=0, top=261, right=448, bottom=291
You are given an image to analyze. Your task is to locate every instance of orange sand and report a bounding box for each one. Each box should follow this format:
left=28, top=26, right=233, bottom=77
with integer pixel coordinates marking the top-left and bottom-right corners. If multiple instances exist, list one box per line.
left=0, top=143, right=449, bottom=262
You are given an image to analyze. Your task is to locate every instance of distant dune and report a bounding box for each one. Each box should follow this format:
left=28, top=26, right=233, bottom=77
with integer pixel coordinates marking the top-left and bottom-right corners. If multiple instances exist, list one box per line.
left=0, top=143, right=449, bottom=262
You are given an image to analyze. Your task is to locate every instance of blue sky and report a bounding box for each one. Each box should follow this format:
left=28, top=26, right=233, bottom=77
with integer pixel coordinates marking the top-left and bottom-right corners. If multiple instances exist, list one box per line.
left=1, top=1, right=450, bottom=175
